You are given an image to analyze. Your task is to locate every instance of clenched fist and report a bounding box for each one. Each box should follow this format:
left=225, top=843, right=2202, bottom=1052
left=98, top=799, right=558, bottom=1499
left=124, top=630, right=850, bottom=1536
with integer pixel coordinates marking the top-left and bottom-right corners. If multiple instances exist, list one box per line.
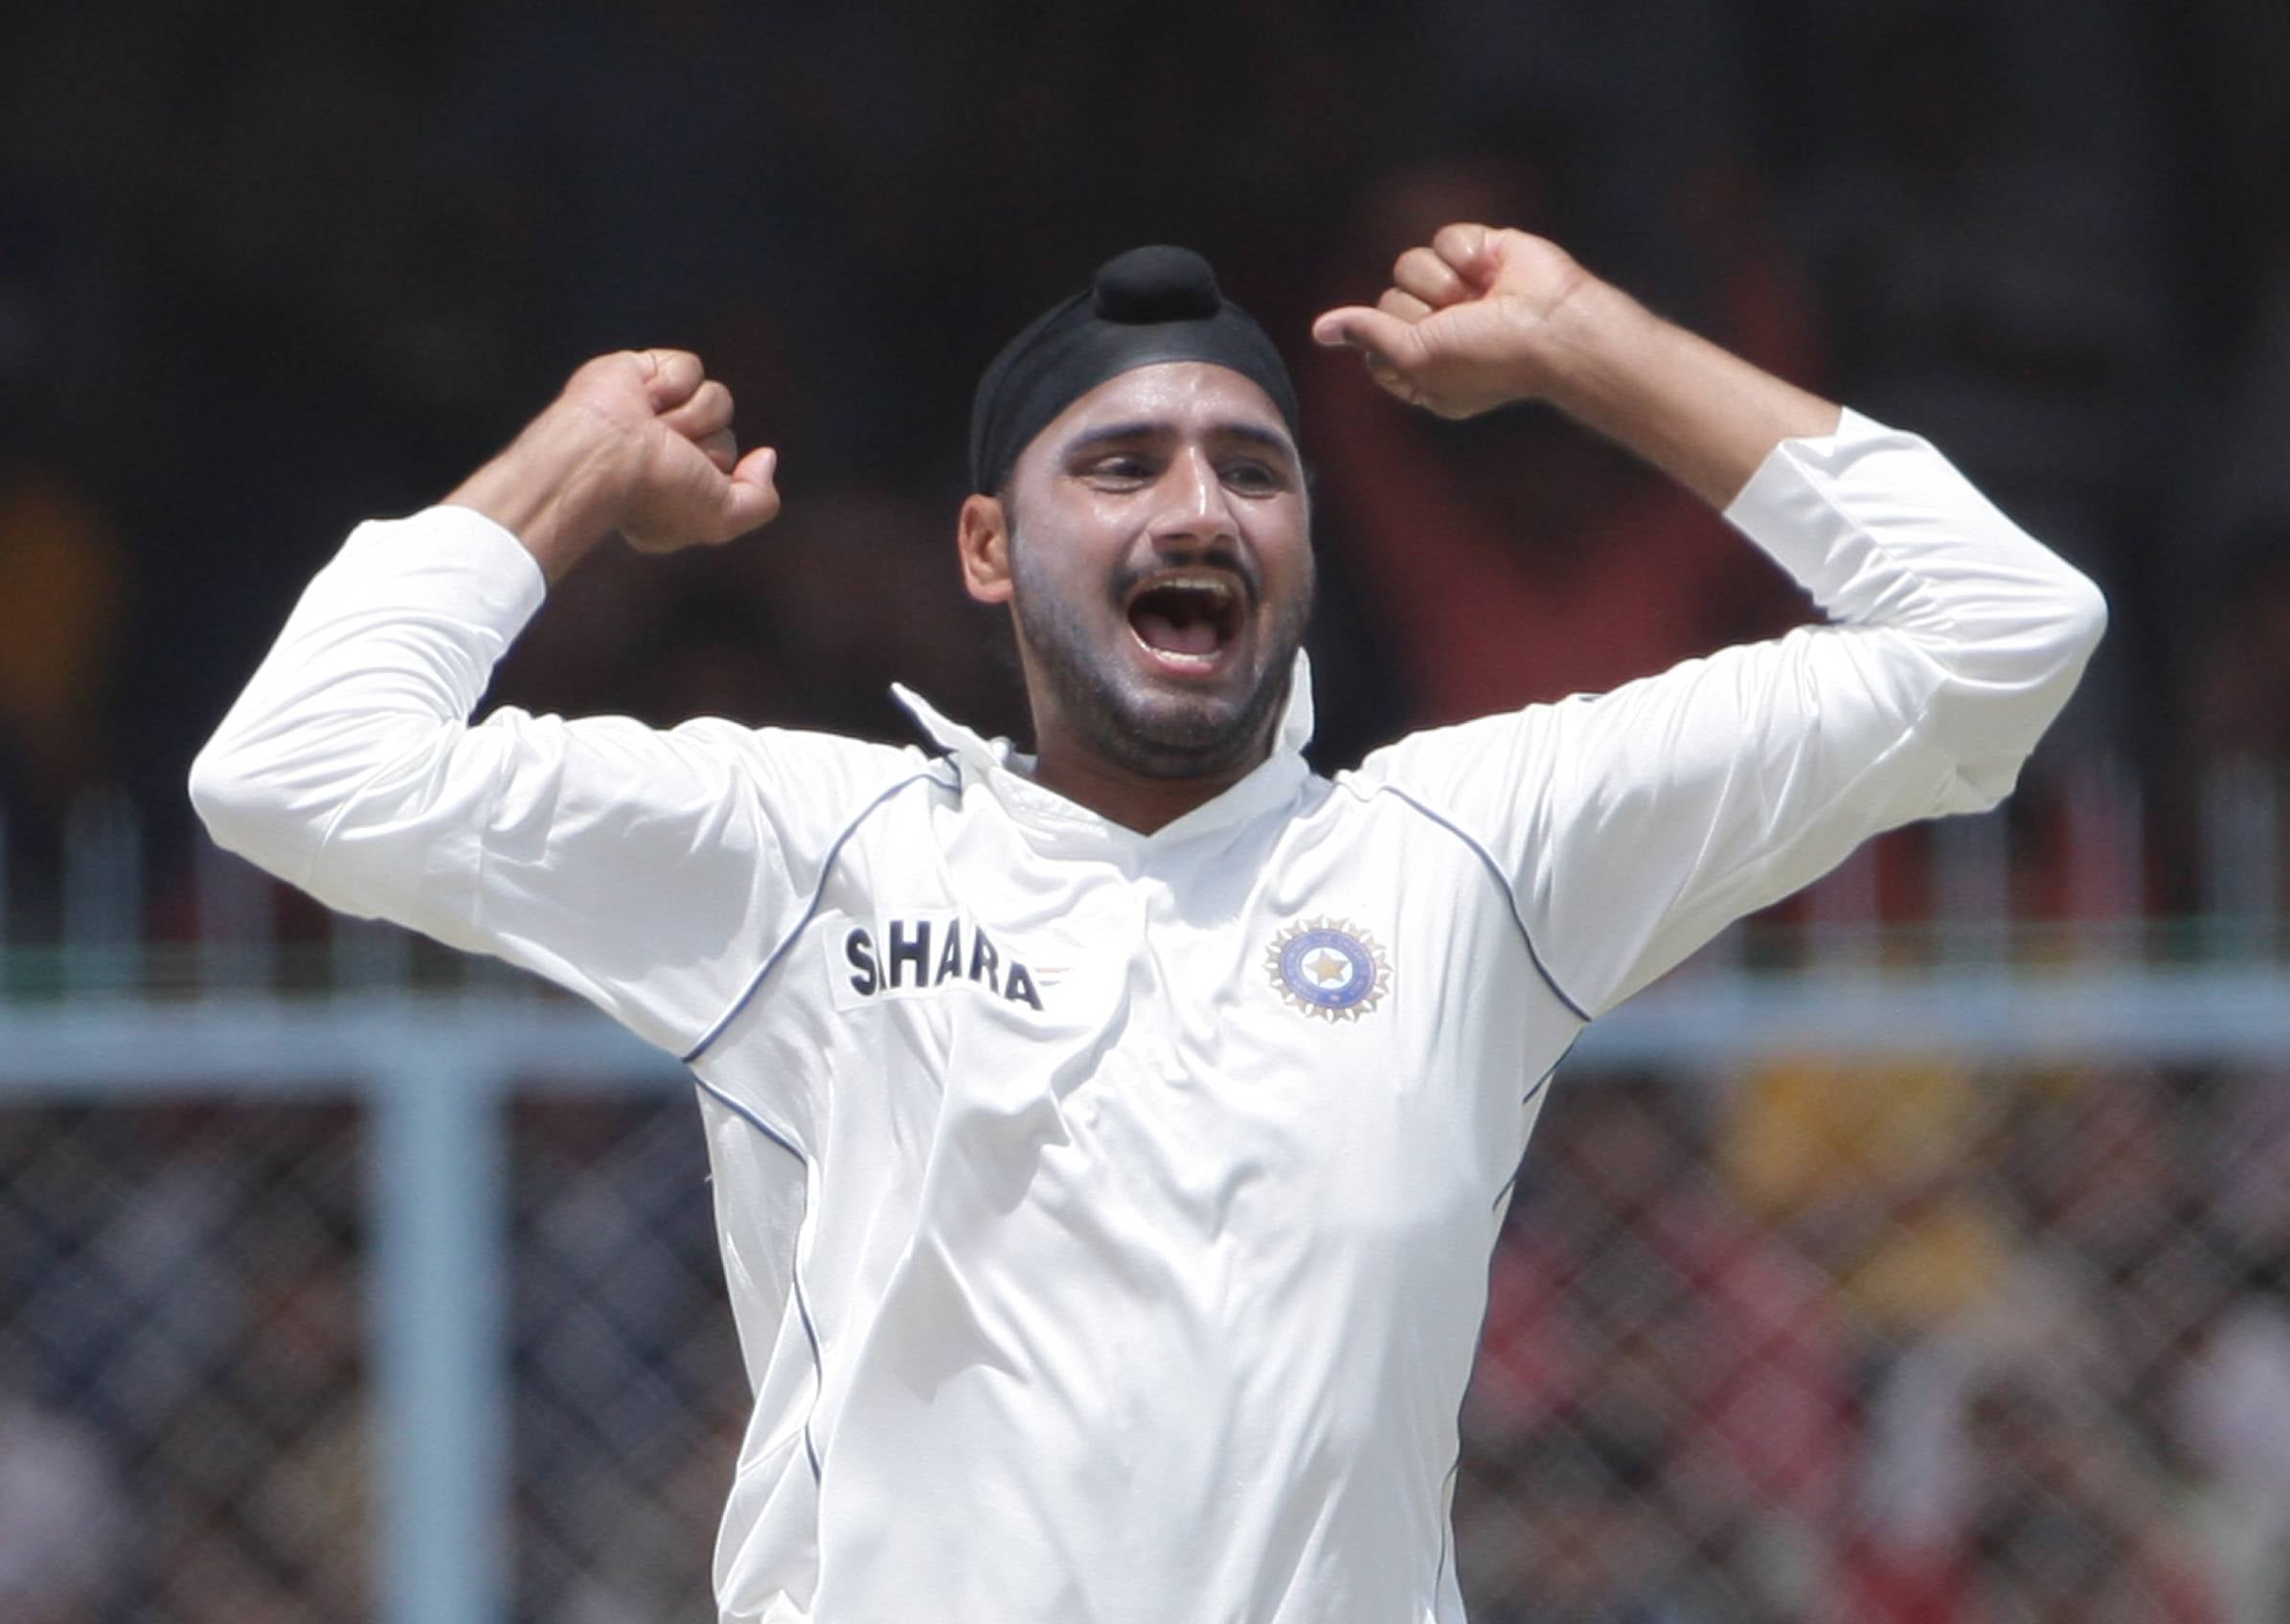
left=1312, top=223, right=1839, bottom=507
left=1310, top=224, right=1594, bottom=420
left=447, top=348, right=782, bottom=582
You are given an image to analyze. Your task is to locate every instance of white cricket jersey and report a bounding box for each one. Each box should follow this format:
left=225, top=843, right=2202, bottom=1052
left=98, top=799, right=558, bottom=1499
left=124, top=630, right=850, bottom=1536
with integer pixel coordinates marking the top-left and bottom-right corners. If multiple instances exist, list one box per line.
left=190, top=411, right=2104, bottom=1623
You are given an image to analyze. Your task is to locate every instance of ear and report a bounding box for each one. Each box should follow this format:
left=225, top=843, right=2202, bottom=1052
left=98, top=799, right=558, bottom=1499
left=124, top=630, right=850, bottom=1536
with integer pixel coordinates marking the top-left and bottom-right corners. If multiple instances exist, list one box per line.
left=958, top=493, right=1013, bottom=604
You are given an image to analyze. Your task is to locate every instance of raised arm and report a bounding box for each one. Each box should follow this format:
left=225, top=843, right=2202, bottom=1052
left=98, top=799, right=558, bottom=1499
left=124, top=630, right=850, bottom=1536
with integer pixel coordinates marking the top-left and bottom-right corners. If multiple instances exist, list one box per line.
left=189, top=352, right=911, bottom=1054
left=1310, top=222, right=1837, bottom=508
left=1324, top=225, right=2107, bottom=1017
left=445, top=347, right=782, bottom=581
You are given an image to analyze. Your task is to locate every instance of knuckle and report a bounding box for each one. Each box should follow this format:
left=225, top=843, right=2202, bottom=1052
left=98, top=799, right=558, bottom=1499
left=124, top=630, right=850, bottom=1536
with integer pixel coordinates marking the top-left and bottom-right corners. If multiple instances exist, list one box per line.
left=648, top=349, right=698, bottom=390
left=572, top=352, right=629, bottom=389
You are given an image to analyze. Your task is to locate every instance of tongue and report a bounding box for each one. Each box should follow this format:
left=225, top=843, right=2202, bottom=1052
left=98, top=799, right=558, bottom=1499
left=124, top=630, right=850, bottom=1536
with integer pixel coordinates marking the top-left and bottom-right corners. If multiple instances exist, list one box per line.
left=1135, top=607, right=1219, bottom=657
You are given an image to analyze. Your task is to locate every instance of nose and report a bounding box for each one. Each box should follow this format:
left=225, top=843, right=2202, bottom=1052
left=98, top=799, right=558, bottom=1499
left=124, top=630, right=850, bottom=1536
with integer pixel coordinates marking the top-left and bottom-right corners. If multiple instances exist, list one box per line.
left=1150, top=446, right=1239, bottom=551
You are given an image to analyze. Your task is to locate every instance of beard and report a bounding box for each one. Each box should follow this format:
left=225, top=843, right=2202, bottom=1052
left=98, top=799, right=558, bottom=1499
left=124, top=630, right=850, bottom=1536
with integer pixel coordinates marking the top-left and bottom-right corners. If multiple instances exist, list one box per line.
left=1007, top=527, right=1314, bottom=781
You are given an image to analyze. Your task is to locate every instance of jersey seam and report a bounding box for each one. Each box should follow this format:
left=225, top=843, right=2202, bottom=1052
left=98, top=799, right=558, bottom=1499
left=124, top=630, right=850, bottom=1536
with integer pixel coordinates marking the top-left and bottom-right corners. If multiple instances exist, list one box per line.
left=306, top=716, right=476, bottom=903
left=1746, top=451, right=1971, bottom=653
left=1361, top=782, right=1592, bottom=1023
left=1676, top=683, right=1948, bottom=953
left=682, top=766, right=951, bottom=1064
left=691, top=1076, right=828, bottom=1482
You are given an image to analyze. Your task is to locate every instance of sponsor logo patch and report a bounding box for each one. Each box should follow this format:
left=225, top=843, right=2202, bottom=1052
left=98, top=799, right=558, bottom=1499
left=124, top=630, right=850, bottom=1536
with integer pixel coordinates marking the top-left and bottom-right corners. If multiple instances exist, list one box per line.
left=1266, top=917, right=1391, bottom=1022
left=830, top=914, right=1044, bottom=1011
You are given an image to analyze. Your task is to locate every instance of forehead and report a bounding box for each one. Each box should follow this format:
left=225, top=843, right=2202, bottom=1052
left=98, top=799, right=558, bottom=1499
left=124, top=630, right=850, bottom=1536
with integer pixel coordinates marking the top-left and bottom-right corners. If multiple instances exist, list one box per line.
left=1024, top=361, right=1294, bottom=459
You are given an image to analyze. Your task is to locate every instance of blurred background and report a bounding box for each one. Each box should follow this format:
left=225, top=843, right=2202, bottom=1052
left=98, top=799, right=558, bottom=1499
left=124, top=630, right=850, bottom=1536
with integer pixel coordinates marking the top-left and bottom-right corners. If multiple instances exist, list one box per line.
left=3, top=0, right=2289, bottom=1619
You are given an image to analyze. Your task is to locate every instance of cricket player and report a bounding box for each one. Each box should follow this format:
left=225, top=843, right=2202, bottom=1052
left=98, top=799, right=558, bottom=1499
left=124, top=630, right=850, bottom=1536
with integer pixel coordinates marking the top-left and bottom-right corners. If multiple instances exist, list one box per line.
left=190, top=225, right=2105, bottom=1622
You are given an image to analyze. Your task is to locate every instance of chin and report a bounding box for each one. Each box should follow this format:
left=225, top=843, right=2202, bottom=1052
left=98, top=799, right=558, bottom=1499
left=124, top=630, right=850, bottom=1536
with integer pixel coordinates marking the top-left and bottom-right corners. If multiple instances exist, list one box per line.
left=1102, top=684, right=1276, bottom=779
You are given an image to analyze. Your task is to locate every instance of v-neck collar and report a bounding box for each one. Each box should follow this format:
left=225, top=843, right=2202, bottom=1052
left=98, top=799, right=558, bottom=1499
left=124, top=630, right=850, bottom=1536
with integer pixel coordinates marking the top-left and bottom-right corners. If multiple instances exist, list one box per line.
left=891, top=650, right=1316, bottom=853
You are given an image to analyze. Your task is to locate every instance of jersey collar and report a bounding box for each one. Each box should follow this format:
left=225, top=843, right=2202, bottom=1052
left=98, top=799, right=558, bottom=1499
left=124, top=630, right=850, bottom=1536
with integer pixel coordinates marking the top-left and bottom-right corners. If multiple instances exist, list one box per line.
left=891, top=649, right=1316, bottom=846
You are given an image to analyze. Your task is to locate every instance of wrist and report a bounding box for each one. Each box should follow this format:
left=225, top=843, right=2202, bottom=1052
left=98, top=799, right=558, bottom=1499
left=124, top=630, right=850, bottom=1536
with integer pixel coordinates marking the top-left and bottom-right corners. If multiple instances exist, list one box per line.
left=1513, top=275, right=1665, bottom=423
left=444, top=406, right=633, bottom=584
left=1511, top=280, right=1837, bottom=508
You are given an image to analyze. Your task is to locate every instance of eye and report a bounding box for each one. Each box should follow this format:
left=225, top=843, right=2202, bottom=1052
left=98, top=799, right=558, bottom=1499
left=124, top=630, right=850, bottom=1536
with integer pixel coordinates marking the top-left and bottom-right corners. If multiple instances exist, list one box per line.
left=1080, top=453, right=1156, bottom=488
left=1221, top=458, right=1288, bottom=495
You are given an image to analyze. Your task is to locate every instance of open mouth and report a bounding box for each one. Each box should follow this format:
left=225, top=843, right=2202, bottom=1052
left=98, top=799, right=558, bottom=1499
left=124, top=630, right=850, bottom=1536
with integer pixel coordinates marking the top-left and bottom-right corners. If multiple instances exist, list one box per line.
left=1126, top=573, right=1246, bottom=667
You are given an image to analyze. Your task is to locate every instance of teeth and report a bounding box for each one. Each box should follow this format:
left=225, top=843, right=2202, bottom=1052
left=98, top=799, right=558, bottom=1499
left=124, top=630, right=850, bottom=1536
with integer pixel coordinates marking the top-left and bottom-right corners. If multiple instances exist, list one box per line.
left=1139, top=574, right=1236, bottom=602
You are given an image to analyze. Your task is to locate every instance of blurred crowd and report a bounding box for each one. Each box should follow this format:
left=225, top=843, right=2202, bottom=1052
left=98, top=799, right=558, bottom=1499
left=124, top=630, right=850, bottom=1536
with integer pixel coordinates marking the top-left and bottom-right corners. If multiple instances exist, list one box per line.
left=2, top=0, right=2288, bottom=939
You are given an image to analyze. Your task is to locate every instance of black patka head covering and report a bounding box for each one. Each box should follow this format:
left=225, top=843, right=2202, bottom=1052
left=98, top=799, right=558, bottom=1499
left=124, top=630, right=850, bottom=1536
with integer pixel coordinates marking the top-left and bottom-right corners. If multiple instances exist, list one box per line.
left=968, top=245, right=1300, bottom=494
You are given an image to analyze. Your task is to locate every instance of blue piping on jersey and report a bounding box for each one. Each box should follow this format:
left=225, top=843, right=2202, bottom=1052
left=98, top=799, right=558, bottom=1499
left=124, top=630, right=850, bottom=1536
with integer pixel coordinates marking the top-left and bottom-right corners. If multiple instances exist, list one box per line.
left=1492, top=1039, right=1574, bottom=1212
left=1449, top=1026, right=1576, bottom=1610
left=692, top=1074, right=828, bottom=1482
left=679, top=767, right=948, bottom=1479
left=1376, top=786, right=1593, bottom=1023
left=683, top=768, right=950, bottom=1064
left=1433, top=1449, right=1462, bottom=1605
left=1524, top=1034, right=1574, bottom=1110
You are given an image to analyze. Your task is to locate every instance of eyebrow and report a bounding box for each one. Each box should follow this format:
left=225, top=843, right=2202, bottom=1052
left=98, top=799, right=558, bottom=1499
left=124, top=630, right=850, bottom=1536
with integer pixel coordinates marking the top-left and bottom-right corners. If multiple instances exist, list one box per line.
left=1061, top=418, right=1300, bottom=465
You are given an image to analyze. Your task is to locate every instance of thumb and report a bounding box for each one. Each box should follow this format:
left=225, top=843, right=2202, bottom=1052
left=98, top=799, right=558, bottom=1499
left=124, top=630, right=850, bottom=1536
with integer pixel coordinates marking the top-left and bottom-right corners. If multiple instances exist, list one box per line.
left=1310, top=305, right=1426, bottom=373
left=716, top=445, right=782, bottom=538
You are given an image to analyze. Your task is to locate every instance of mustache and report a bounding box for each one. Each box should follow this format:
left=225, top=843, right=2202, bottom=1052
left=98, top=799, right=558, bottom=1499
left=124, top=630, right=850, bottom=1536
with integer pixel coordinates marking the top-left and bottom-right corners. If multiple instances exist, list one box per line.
left=1107, top=547, right=1262, bottom=610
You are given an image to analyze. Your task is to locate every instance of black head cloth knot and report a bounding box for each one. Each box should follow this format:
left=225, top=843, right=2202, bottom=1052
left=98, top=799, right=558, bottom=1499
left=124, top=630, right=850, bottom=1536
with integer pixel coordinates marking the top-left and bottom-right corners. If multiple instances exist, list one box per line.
left=967, top=245, right=1300, bottom=494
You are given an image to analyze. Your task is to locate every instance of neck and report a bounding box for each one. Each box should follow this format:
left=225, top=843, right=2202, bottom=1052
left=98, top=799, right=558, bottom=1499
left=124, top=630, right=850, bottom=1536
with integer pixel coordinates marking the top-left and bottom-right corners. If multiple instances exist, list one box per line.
left=1028, top=733, right=1271, bottom=834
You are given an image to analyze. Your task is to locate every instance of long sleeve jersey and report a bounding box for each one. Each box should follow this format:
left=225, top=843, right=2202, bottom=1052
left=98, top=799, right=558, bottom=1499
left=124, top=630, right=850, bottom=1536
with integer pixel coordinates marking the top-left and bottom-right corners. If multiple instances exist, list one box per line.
left=190, top=409, right=2104, bottom=1624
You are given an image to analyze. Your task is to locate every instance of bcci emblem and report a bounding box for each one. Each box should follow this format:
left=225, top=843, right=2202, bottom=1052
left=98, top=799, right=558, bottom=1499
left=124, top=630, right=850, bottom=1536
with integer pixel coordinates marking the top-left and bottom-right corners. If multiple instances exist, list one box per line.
left=1266, top=917, right=1392, bottom=1022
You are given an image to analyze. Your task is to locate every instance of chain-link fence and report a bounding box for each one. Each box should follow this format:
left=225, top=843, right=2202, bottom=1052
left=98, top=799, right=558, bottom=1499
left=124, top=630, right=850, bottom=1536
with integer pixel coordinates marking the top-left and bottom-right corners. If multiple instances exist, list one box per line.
left=0, top=1099, right=371, bottom=1623
left=0, top=1085, right=744, bottom=1624
left=1459, top=1061, right=2290, bottom=1624
left=509, top=1097, right=746, bottom=1624
left=6, top=1046, right=2288, bottom=1624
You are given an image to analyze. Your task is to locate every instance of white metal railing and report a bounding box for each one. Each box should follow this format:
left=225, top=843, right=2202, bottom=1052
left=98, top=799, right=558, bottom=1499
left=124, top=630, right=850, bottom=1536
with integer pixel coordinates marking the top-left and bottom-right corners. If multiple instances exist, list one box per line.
left=2, top=757, right=2285, bottom=986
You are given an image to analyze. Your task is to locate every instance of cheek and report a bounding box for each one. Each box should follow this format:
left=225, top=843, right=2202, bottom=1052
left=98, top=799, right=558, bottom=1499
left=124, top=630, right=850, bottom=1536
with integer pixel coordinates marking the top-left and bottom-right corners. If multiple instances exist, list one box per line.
left=1260, top=524, right=1316, bottom=618
left=1017, top=517, right=1131, bottom=600
left=1009, top=531, right=1112, bottom=631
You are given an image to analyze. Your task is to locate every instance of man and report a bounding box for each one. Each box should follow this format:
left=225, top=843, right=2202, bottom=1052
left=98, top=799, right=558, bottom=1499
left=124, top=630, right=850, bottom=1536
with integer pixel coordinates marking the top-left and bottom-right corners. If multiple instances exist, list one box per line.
left=191, top=224, right=2104, bottom=1623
